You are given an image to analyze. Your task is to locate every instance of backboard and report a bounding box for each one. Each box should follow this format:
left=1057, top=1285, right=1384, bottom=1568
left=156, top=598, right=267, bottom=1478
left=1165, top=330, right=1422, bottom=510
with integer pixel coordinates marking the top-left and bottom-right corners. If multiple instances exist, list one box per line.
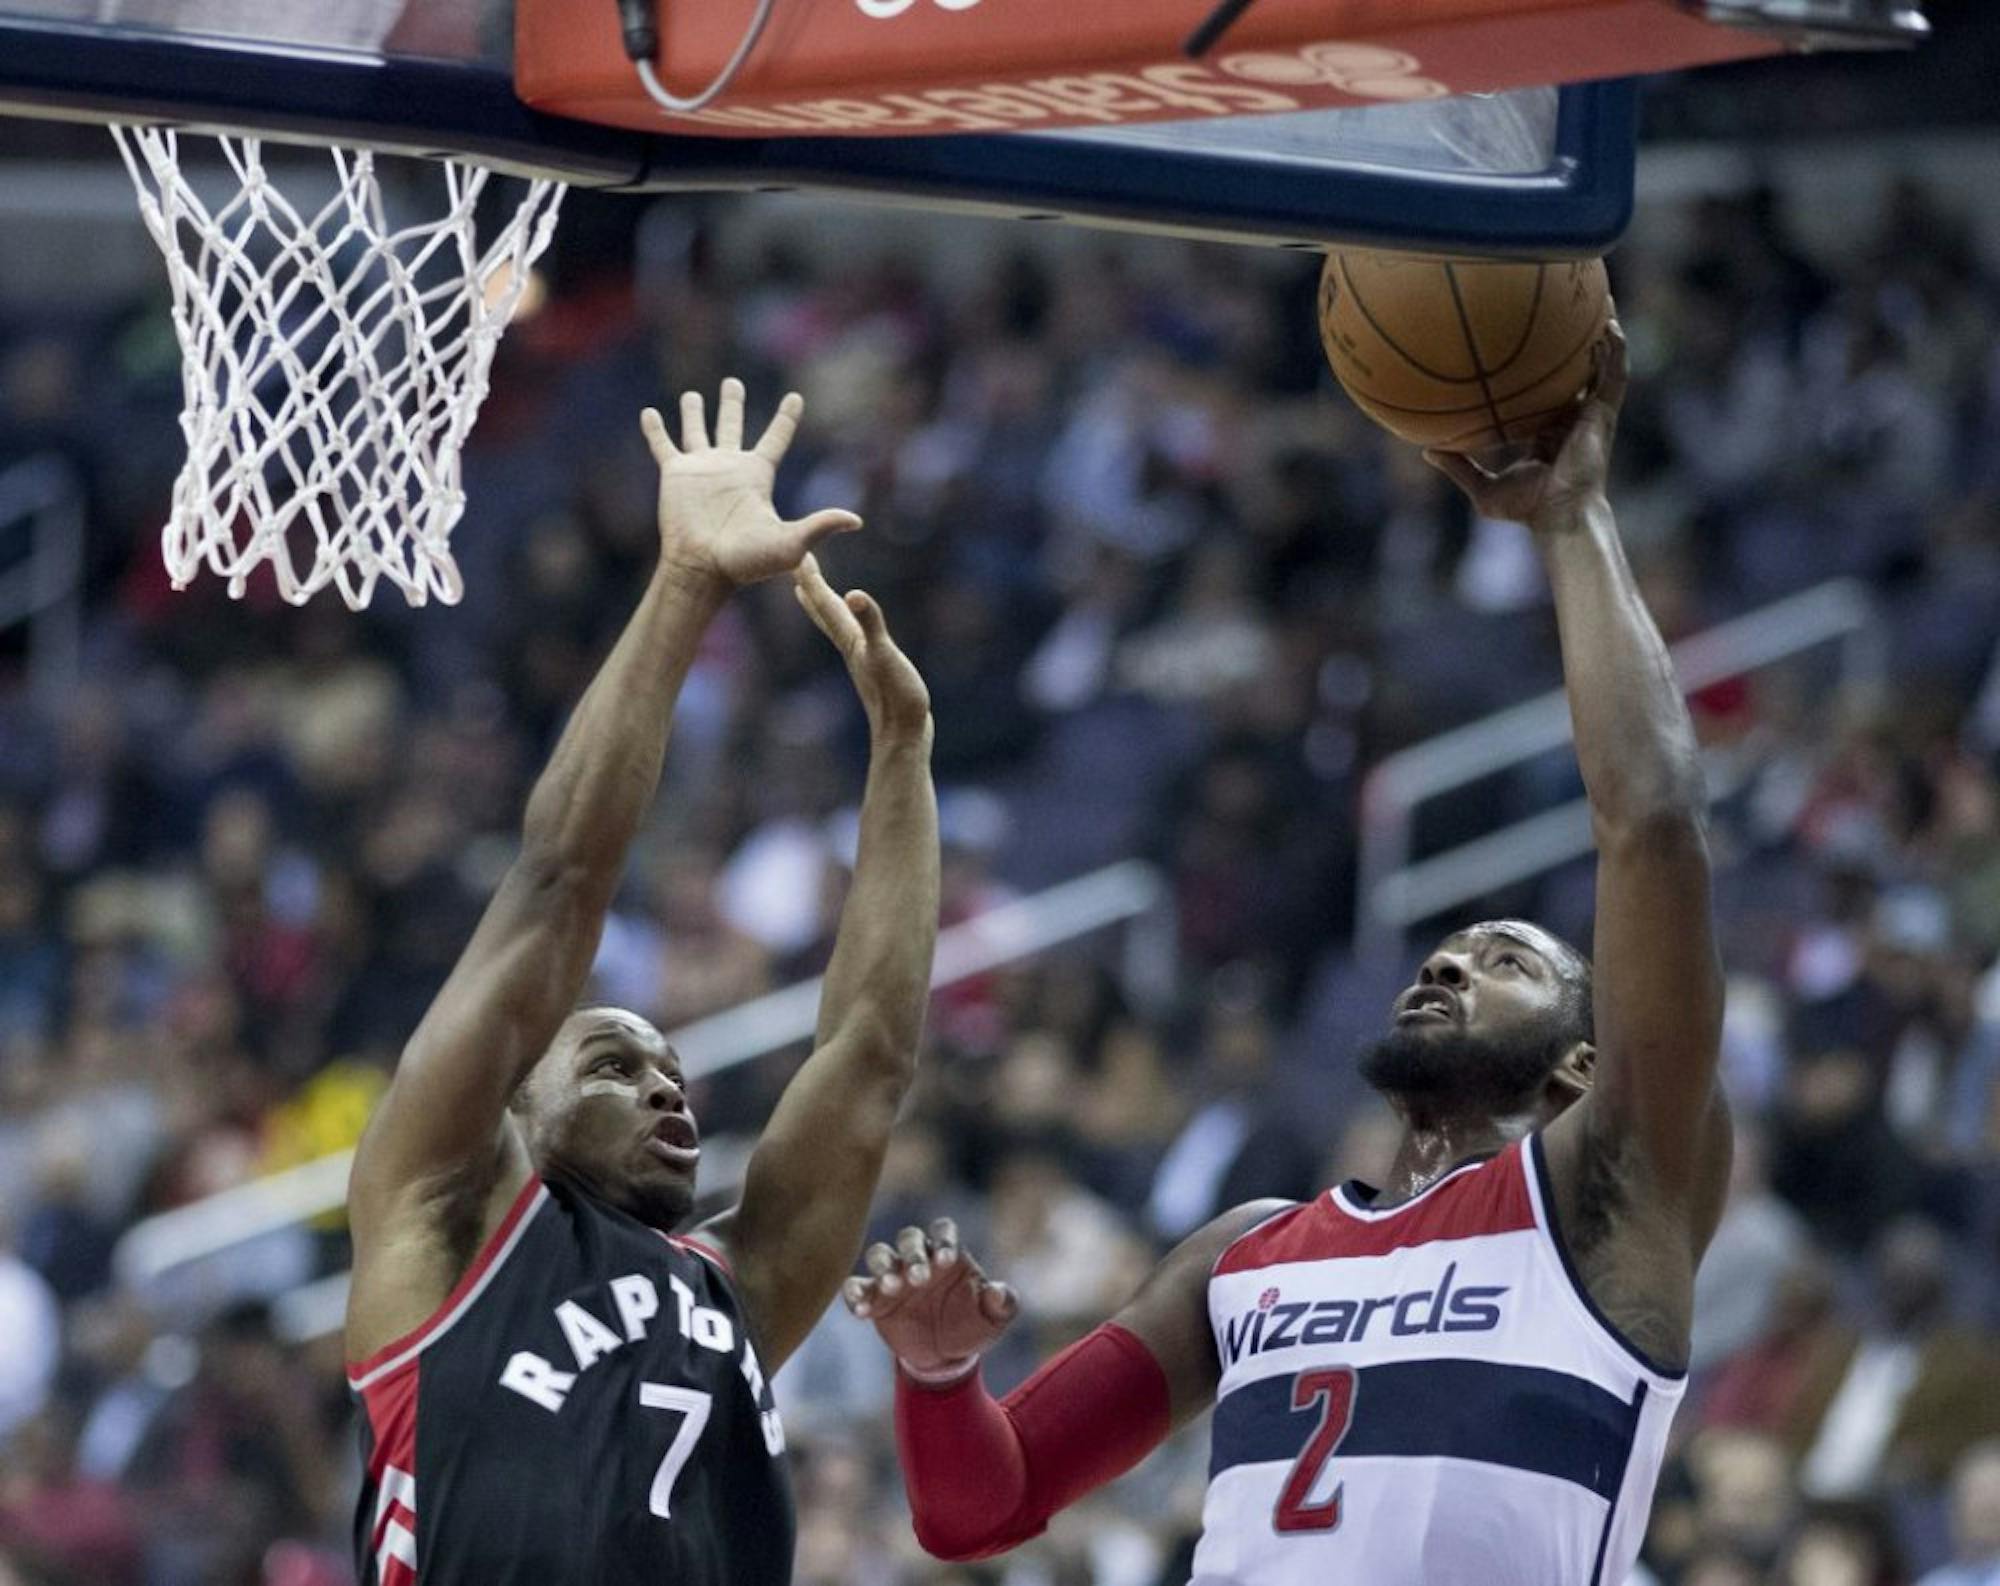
left=0, top=0, right=1638, bottom=254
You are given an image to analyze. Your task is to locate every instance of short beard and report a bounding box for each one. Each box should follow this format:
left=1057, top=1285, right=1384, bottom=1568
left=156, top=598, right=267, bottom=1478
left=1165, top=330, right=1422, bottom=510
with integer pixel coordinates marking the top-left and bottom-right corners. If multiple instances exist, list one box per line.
left=1359, top=1023, right=1568, bottom=1116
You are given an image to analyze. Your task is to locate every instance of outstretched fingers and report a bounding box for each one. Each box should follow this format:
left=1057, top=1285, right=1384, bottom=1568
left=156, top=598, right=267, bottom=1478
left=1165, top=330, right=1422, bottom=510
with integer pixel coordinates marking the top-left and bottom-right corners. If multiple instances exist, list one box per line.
left=844, top=589, right=890, bottom=646
left=715, top=376, right=746, bottom=451
left=793, top=555, right=865, bottom=654
left=754, top=392, right=806, bottom=464
left=640, top=406, right=678, bottom=465
left=679, top=389, right=710, bottom=452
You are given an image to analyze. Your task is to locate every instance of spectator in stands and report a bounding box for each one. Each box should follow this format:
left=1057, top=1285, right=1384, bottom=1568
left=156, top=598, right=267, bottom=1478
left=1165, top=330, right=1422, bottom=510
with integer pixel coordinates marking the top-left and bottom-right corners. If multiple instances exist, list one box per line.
left=1795, top=1219, right=2000, bottom=1497
left=1916, top=1442, right=2000, bottom=1586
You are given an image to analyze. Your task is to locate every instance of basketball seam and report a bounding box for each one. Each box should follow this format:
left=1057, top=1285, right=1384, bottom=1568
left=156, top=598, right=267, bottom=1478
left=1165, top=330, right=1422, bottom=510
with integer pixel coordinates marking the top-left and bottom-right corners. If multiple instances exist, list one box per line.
left=1337, top=256, right=1487, bottom=387
left=1431, top=399, right=1589, bottom=450
left=1441, top=262, right=1507, bottom=450
left=1485, top=264, right=1547, bottom=379
left=1344, top=300, right=1606, bottom=425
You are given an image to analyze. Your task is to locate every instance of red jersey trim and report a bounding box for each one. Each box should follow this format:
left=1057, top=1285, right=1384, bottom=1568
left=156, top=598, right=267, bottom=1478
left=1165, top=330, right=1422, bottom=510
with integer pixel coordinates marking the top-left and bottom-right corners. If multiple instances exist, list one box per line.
left=1214, top=1144, right=1533, bottom=1273
left=359, top=1362, right=421, bottom=1585
left=347, top=1174, right=549, bottom=1389
left=668, top=1232, right=733, bottom=1276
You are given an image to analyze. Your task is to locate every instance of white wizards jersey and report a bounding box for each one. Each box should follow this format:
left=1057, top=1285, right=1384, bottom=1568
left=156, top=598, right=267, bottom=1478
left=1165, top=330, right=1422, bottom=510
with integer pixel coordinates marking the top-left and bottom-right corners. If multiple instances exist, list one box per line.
left=1192, top=1135, right=1684, bottom=1586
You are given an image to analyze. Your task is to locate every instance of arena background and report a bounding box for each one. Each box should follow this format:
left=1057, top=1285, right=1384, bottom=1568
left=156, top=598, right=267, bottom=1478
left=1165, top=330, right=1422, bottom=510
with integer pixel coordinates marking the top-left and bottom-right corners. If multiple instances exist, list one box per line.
left=2, top=8, right=2000, bottom=1583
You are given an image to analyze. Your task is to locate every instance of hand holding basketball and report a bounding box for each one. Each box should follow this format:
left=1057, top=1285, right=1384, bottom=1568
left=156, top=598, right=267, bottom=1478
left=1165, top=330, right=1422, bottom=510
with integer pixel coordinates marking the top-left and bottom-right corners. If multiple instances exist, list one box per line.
left=1423, top=322, right=1627, bottom=534
left=641, top=379, right=861, bottom=589
left=794, top=555, right=932, bottom=744
left=844, top=1219, right=1020, bottom=1385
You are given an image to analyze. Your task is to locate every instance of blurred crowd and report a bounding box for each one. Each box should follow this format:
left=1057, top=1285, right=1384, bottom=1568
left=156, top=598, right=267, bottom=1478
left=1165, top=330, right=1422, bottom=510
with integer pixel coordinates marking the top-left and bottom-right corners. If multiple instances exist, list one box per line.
left=0, top=145, right=1999, bottom=1586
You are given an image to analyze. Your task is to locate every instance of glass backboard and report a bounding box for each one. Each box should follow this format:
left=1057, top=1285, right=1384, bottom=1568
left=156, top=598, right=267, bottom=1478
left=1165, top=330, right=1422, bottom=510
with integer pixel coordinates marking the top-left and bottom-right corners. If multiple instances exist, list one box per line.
left=0, top=0, right=1636, bottom=254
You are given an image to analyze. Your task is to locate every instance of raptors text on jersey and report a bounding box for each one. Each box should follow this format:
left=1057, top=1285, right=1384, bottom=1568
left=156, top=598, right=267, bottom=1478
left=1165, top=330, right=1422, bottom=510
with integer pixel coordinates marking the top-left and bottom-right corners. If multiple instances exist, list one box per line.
left=348, top=1177, right=794, bottom=1586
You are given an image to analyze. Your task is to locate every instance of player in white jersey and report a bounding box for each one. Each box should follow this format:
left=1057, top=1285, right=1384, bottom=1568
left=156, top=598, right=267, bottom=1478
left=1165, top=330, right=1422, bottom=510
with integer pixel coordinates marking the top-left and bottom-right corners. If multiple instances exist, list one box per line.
left=844, top=322, right=1732, bottom=1586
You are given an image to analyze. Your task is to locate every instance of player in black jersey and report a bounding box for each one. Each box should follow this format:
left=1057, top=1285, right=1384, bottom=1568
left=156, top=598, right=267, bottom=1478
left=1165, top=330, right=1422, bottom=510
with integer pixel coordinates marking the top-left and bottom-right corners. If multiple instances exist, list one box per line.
left=341, top=379, right=939, bottom=1586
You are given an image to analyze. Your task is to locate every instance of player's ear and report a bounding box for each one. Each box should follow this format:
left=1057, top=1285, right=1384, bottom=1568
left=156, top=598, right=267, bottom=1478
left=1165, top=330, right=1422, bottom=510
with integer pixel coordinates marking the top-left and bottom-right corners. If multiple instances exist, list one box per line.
left=1549, top=1041, right=1595, bottom=1104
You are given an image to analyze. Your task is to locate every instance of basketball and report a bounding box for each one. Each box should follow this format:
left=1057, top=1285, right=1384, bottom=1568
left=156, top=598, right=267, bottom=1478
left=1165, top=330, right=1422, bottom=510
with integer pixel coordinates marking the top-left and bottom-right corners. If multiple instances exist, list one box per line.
left=1317, top=250, right=1611, bottom=453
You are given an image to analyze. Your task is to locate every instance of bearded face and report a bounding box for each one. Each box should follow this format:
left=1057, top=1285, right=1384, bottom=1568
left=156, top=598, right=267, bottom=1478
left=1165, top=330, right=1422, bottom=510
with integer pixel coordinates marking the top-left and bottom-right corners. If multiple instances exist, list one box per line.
left=1359, top=1020, right=1574, bottom=1115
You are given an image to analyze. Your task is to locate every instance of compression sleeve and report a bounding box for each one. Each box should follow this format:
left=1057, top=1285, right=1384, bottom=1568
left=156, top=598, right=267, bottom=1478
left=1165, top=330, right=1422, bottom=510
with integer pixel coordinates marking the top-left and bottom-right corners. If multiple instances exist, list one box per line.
left=893, top=1321, right=1173, bottom=1560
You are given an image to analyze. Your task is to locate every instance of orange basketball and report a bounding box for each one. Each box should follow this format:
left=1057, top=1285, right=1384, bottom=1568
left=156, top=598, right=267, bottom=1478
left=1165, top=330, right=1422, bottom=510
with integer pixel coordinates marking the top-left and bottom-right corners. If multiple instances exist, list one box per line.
left=1317, top=250, right=1611, bottom=453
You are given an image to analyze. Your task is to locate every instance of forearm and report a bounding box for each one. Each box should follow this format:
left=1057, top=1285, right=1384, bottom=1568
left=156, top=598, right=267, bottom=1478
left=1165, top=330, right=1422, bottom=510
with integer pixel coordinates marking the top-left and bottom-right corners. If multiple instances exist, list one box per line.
left=815, top=728, right=939, bottom=1069
left=1540, top=500, right=1705, bottom=829
left=895, top=1324, right=1170, bottom=1561
left=519, top=563, right=727, bottom=881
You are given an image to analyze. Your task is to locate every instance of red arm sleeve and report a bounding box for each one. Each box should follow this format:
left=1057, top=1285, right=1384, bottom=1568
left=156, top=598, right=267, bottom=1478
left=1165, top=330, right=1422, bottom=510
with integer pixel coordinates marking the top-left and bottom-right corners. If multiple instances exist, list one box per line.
left=892, top=1321, right=1173, bottom=1561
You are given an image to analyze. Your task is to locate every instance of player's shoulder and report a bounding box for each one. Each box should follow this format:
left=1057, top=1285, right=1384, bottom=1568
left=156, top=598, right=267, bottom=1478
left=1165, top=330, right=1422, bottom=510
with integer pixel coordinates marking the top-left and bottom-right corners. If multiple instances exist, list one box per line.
left=1182, top=1198, right=1304, bottom=1281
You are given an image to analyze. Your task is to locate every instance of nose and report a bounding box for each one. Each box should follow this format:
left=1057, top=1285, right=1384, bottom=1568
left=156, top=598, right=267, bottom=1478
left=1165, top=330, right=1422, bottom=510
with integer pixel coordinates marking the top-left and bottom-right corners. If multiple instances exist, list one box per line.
left=644, top=1071, right=685, bottom=1112
left=1418, top=950, right=1472, bottom=990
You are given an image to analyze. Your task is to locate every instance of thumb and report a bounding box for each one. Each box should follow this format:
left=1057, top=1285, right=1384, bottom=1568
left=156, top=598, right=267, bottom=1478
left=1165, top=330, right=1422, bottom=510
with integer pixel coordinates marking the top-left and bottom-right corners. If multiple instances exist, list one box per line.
left=1421, top=448, right=1487, bottom=498
left=977, top=1281, right=1020, bottom=1328
left=794, top=509, right=862, bottom=552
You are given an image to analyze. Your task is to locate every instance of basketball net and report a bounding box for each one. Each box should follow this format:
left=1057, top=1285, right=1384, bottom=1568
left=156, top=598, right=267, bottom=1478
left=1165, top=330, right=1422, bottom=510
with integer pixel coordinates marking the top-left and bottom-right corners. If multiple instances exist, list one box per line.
left=113, top=129, right=565, bottom=608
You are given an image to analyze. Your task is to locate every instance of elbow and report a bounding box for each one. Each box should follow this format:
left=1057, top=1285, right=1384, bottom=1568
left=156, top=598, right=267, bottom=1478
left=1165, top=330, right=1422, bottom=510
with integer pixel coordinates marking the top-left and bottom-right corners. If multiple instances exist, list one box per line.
left=913, top=1512, right=1038, bottom=1563
left=511, top=845, right=607, bottom=915
left=1595, top=796, right=1710, bottom=858
left=829, top=1010, right=922, bottom=1088
left=1591, top=751, right=1708, bottom=839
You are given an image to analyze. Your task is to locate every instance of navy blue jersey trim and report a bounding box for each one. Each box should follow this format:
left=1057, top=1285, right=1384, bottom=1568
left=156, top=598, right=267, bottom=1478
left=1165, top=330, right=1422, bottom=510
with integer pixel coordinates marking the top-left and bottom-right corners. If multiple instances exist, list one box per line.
left=1526, top=1134, right=1689, bottom=1381
left=1588, top=1380, right=1648, bottom=1586
left=1209, top=1358, right=1642, bottom=1501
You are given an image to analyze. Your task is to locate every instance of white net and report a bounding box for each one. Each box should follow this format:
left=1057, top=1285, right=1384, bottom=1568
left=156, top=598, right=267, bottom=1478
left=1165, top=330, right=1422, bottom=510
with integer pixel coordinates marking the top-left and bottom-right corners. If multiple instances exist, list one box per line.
left=113, top=128, right=565, bottom=608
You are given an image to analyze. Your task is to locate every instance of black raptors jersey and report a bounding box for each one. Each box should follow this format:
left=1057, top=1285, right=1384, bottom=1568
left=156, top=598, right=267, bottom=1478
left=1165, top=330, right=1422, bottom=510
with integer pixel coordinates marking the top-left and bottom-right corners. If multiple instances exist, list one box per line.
left=348, top=1175, right=794, bottom=1586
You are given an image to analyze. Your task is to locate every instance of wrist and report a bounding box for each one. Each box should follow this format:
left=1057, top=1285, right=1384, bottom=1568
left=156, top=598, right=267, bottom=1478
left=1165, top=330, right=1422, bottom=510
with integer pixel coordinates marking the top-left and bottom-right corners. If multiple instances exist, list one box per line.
left=1529, top=490, right=1613, bottom=542
left=898, top=1353, right=980, bottom=1389
left=870, top=716, right=935, bottom=756
left=653, top=554, right=732, bottom=610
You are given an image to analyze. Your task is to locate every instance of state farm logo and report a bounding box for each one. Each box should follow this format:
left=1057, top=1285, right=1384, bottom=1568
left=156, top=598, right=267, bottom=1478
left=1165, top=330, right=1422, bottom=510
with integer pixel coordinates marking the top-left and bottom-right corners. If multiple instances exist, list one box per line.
left=855, top=0, right=982, bottom=16
left=1220, top=42, right=1447, bottom=101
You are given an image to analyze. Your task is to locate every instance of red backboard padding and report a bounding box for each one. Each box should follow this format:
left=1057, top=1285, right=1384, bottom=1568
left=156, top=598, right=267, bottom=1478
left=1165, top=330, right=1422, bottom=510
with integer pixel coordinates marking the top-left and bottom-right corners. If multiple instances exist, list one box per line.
left=515, top=0, right=1781, bottom=139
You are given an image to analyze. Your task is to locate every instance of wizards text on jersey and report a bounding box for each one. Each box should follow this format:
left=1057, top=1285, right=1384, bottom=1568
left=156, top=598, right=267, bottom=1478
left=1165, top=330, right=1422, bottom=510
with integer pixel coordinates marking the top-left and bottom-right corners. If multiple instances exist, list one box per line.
left=1220, top=1261, right=1508, bottom=1365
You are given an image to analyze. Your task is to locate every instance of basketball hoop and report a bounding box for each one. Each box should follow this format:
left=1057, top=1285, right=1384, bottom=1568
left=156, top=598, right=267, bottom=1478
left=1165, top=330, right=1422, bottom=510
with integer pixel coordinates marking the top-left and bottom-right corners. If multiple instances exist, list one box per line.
left=113, top=128, right=565, bottom=608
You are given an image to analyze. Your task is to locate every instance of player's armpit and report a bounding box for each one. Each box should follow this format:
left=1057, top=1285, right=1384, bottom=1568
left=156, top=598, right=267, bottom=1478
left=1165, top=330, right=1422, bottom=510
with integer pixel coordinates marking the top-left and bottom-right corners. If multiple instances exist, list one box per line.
left=347, top=855, right=602, bottom=1234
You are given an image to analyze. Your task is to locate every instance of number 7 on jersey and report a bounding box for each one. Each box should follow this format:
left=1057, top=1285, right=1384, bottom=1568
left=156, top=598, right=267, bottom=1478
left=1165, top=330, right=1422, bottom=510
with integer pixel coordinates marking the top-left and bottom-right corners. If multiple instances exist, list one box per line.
left=1274, top=1367, right=1356, bottom=1534
left=640, top=1383, right=713, bottom=1518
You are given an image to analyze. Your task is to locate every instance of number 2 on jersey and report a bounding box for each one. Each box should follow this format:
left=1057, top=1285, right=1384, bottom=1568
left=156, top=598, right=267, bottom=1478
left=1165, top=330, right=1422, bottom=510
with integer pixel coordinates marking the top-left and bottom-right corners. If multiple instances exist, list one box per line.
left=1273, top=1366, right=1356, bottom=1534
left=639, top=1383, right=713, bottom=1518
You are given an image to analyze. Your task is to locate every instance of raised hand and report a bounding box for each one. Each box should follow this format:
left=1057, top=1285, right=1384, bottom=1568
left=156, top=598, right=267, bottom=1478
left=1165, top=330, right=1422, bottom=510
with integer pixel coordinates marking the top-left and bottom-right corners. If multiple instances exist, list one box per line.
left=1425, top=319, right=1629, bottom=535
left=640, top=378, right=860, bottom=589
left=794, top=554, right=932, bottom=745
left=843, top=1219, right=1019, bottom=1385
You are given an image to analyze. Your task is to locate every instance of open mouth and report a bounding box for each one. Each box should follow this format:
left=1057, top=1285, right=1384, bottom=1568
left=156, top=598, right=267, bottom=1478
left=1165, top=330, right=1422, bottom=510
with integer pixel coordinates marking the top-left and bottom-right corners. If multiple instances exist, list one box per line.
left=1395, top=988, right=1460, bottom=1025
left=645, top=1115, right=700, bottom=1167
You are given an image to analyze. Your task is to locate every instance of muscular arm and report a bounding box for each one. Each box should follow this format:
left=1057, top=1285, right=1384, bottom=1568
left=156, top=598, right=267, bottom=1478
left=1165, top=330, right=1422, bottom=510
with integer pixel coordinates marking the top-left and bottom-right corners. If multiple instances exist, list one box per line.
left=700, top=560, right=939, bottom=1370
left=348, top=563, right=724, bottom=1245
left=1431, top=329, right=1729, bottom=1245
left=345, top=384, right=857, bottom=1357
left=1541, top=493, right=1728, bottom=1207
left=853, top=1202, right=1289, bottom=1559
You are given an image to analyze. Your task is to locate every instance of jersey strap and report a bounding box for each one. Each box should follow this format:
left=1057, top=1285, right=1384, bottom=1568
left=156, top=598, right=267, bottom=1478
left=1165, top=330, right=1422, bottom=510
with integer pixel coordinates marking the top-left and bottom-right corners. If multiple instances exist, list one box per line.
left=348, top=1174, right=550, bottom=1390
